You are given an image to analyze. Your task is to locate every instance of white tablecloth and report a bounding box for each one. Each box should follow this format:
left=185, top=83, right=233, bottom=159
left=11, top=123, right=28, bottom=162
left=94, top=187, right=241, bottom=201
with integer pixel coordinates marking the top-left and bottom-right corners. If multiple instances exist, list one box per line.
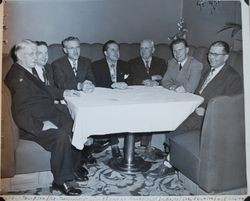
left=65, top=86, right=204, bottom=150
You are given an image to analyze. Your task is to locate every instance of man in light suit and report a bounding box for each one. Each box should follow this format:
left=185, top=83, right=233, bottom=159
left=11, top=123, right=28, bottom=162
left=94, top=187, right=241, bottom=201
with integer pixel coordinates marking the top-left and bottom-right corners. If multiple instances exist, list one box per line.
left=162, top=41, right=243, bottom=175
left=128, top=39, right=167, bottom=87
left=161, top=38, right=203, bottom=93
left=5, top=40, right=89, bottom=195
left=92, top=40, right=130, bottom=157
left=52, top=36, right=96, bottom=165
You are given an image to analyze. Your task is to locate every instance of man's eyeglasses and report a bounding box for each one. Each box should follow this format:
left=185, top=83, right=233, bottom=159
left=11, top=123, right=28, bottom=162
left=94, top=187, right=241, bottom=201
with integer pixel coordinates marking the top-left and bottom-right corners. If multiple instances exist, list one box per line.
left=207, top=52, right=226, bottom=57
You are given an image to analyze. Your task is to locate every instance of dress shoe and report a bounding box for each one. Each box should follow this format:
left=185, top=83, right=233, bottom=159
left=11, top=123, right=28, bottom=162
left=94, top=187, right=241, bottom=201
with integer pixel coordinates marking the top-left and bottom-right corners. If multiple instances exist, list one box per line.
left=77, top=166, right=89, bottom=175
left=82, top=145, right=97, bottom=165
left=52, top=181, right=82, bottom=196
left=82, top=154, right=97, bottom=165
left=111, top=146, right=122, bottom=158
left=163, top=142, right=170, bottom=154
left=74, top=170, right=89, bottom=182
left=92, top=139, right=111, bottom=153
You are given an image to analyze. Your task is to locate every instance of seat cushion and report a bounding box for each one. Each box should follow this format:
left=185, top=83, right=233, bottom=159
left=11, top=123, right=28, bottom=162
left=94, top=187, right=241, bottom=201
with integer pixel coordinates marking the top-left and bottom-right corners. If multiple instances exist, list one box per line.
left=170, top=130, right=200, bottom=183
left=16, top=139, right=51, bottom=174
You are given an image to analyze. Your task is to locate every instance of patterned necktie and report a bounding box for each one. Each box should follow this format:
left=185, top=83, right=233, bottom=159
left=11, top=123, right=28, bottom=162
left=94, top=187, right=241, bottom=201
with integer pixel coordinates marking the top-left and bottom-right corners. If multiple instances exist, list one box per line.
left=42, top=68, right=50, bottom=86
left=72, top=61, right=77, bottom=76
left=199, top=68, right=215, bottom=94
left=110, top=64, right=116, bottom=82
left=145, top=60, right=150, bottom=74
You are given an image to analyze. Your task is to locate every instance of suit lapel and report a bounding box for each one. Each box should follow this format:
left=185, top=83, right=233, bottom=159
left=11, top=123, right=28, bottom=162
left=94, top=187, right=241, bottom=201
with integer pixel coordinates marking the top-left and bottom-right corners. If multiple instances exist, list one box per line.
left=64, top=57, right=75, bottom=77
left=103, top=59, right=112, bottom=82
left=19, top=65, right=46, bottom=90
left=200, top=65, right=228, bottom=96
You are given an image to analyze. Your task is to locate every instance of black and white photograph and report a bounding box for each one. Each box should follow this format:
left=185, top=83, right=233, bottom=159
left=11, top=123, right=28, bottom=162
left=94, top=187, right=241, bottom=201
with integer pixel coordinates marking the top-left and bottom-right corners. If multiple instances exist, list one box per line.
left=0, top=0, right=250, bottom=200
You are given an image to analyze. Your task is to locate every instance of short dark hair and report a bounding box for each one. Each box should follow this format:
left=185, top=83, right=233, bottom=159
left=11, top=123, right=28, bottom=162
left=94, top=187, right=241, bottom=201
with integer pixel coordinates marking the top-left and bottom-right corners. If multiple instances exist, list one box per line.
left=102, top=40, right=119, bottom=53
left=170, top=38, right=188, bottom=51
left=210, top=41, right=230, bottom=54
left=35, top=41, right=48, bottom=47
left=62, top=36, right=80, bottom=48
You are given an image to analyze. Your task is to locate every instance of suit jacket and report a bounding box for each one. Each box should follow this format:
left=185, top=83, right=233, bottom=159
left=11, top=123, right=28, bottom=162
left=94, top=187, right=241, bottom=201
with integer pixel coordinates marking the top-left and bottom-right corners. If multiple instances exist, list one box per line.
left=5, top=63, right=66, bottom=136
left=161, top=56, right=203, bottom=93
left=92, top=58, right=130, bottom=88
left=177, top=63, right=243, bottom=132
left=52, top=56, right=95, bottom=90
left=41, top=63, right=65, bottom=100
left=128, top=56, right=167, bottom=85
left=196, top=64, right=243, bottom=108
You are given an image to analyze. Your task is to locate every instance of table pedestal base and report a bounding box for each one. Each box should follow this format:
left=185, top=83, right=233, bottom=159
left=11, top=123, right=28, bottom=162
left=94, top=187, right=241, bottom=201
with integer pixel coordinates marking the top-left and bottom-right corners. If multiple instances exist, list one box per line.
left=108, top=133, right=152, bottom=174
left=108, top=156, right=151, bottom=174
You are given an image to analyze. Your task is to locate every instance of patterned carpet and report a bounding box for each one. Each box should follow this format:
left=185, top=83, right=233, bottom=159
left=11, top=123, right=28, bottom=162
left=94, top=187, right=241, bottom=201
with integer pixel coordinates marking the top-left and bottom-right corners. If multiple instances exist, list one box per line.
left=6, top=147, right=190, bottom=196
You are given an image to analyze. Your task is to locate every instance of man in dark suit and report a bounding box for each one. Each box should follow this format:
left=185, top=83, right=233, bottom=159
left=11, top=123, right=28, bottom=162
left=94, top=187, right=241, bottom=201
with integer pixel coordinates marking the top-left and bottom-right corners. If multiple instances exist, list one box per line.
left=128, top=39, right=167, bottom=148
left=52, top=36, right=97, bottom=164
left=52, top=36, right=95, bottom=92
left=92, top=40, right=130, bottom=89
left=5, top=40, right=89, bottom=196
left=162, top=41, right=243, bottom=175
left=128, top=39, right=167, bottom=87
left=161, top=38, right=203, bottom=93
left=92, top=40, right=130, bottom=157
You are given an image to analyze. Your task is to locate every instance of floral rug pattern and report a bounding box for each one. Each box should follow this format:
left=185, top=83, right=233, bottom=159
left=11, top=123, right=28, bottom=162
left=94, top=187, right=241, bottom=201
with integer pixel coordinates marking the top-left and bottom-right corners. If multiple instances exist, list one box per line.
left=6, top=147, right=190, bottom=196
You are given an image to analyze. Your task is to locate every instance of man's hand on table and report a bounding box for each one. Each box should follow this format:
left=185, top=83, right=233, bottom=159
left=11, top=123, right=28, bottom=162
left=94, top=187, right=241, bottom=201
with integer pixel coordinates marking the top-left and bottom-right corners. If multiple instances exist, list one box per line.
left=111, top=82, right=128, bottom=90
left=42, top=120, right=58, bottom=131
left=151, top=74, right=162, bottom=81
left=142, top=79, right=159, bottom=87
left=195, top=107, right=205, bottom=116
left=175, top=86, right=186, bottom=93
left=81, top=80, right=95, bottom=93
left=63, top=89, right=80, bottom=97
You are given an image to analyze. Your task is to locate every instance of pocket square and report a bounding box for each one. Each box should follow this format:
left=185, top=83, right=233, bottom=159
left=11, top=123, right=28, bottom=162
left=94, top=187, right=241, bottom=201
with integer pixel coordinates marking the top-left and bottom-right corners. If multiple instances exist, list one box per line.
left=124, top=74, right=129, bottom=79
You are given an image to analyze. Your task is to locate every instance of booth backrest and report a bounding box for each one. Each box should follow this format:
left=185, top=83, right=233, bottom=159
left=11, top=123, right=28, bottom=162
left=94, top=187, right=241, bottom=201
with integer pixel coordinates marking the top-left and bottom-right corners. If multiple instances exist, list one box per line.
left=199, top=94, right=246, bottom=192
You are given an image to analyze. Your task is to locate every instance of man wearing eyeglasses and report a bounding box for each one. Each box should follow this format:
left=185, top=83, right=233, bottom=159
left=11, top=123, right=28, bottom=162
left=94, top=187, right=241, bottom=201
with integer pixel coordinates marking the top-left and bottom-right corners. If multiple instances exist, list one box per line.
left=161, top=38, right=203, bottom=93
left=161, top=41, right=243, bottom=175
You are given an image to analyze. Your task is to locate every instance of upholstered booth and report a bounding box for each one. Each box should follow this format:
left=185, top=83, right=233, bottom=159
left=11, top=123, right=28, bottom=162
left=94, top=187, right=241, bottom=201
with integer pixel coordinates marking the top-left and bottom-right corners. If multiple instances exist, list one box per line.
left=1, top=42, right=244, bottom=185
left=169, top=94, right=246, bottom=193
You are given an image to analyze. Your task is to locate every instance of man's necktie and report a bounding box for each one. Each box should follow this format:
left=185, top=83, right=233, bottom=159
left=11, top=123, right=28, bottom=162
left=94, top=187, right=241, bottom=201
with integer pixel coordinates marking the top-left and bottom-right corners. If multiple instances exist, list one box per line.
left=179, top=63, right=182, bottom=71
left=32, top=68, right=39, bottom=79
left=145, top=60, right=150, bottom=74
left=199, top=68, right=215, bottom=94
left=72, top=61, right=77, bottom=76
left=42, top=68, right=50, bottom=86
left=110, top=64, right=116, bottom=82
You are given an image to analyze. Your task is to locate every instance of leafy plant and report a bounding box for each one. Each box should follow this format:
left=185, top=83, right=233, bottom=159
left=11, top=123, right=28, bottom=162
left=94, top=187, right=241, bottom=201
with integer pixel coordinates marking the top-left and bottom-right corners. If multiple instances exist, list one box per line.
left=168, top=18, right=188, bottom=41
left=217, top=22, right=242, bottom=39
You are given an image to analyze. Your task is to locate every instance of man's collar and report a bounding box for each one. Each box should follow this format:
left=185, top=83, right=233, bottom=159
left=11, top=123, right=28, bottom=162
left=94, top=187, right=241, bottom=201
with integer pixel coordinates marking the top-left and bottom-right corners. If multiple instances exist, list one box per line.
left=142, top=57, right=152, bottom=63
left=178, top=57, right=188, bottom=67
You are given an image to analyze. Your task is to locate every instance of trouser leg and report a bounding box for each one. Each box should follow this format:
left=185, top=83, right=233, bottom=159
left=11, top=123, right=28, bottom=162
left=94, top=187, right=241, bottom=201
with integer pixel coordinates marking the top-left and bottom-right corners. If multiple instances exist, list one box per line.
left=35, top=128, right=75, bottom=185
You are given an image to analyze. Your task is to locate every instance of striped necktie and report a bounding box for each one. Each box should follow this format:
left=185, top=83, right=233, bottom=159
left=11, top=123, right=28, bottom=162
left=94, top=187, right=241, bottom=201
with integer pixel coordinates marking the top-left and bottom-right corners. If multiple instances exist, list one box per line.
left=110, top=63, right=116, bottom=82
left=42, top=68, right=50, bottom=86
left=199, top=68, right=215, bottom=94
left=72, top=61, right=77, bottom=76
left=145, top=60, right=150, bottom=74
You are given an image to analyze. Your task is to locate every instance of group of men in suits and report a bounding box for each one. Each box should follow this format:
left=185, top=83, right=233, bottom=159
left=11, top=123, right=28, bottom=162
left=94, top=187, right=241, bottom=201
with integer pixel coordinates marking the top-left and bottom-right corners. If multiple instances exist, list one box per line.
left=5, top=36, right=243, bottom=195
